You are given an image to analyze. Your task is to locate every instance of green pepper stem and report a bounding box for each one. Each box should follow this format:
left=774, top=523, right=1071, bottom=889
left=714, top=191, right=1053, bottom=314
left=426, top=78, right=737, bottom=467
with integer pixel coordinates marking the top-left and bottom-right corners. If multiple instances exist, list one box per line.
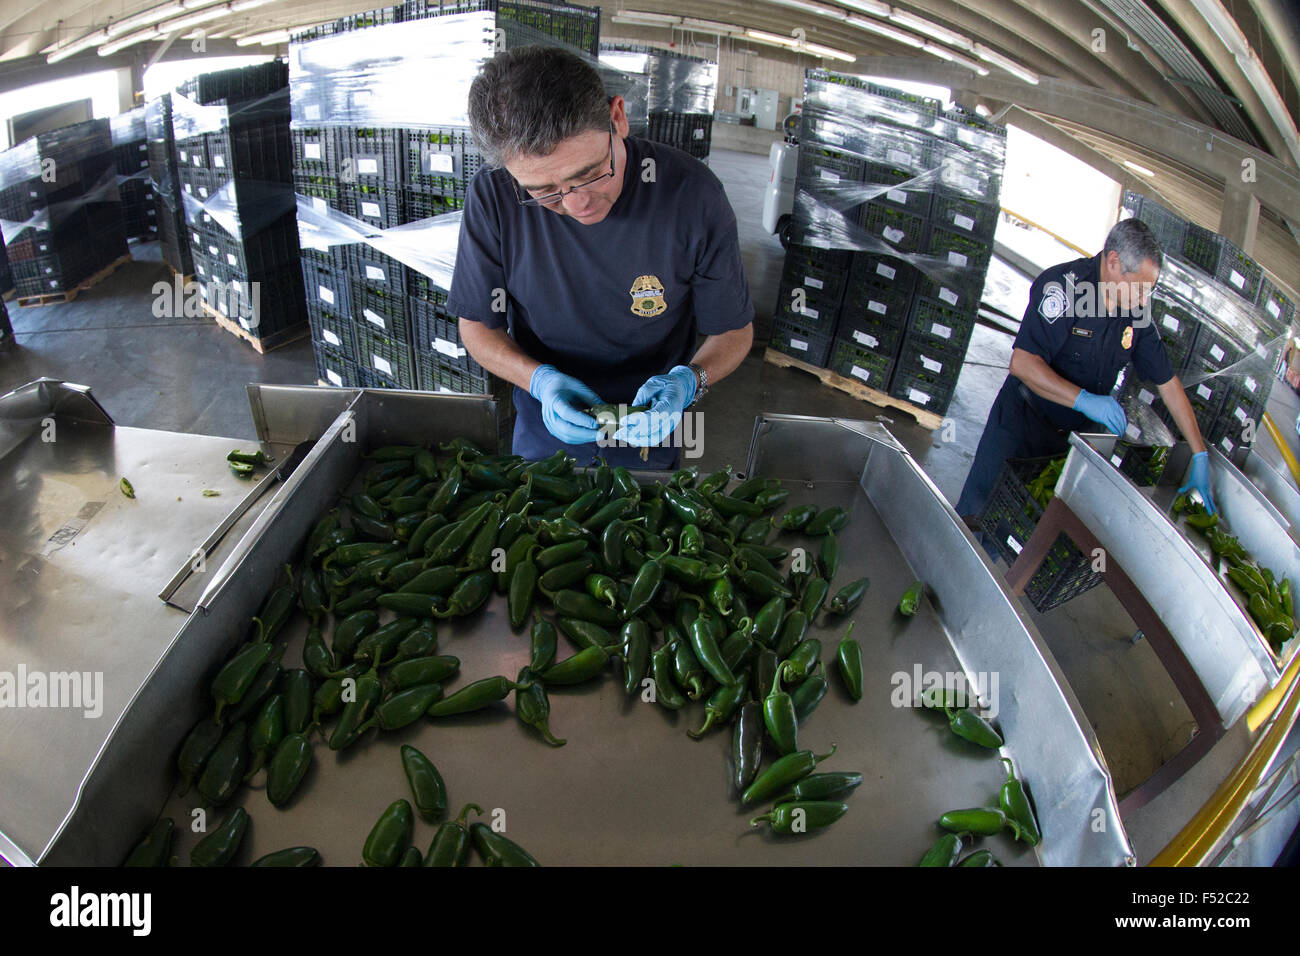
left=1001, top=757, right=1016, bottom=781
left=749, top=813, right=773, bottom=826
left=813, top=744, right=837, bottom=763
left=687, top=711, right=716, bottom=739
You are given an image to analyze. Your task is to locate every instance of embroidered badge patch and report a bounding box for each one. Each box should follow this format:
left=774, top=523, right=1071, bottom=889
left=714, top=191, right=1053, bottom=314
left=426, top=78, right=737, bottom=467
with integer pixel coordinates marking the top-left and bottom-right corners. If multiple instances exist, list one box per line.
left=629, top=275, right=666, bottom=318
left=1039, top=284, right=1067, bottom=323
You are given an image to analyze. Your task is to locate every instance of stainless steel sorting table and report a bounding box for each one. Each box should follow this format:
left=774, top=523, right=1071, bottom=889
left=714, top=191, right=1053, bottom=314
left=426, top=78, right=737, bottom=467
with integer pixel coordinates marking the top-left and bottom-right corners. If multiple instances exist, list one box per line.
left=5, top=384, right=1133, bottom=866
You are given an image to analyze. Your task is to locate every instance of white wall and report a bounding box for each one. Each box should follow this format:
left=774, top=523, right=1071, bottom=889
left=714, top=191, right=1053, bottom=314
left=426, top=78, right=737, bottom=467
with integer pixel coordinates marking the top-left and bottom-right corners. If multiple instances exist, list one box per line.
left=0, top=71, right=123, bottom=150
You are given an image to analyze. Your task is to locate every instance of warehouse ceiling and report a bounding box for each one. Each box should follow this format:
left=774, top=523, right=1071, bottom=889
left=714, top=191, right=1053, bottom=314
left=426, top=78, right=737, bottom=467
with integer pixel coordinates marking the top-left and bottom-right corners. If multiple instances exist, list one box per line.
left=1, top=0, right=1298, bottom=277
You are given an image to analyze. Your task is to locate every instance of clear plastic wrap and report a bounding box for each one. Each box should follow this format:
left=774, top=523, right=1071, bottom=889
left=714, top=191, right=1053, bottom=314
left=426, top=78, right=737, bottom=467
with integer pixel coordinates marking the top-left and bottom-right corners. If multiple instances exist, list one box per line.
left=179, top=178, right=296, bottom=241
left=109, top=108, right=148, bottom=146
left=0, top=119, right=114, bottom=188
left=0, top=167, right=122, bottom=244
left=600, top=46, right=716, bottom=114
left=169, top=87, right=291, bottom=140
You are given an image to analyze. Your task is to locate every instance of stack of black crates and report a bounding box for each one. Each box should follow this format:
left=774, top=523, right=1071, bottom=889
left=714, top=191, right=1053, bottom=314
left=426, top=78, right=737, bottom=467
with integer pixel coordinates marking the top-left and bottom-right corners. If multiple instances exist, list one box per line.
left=289, top=0, right=601, bottom=447
left=172, top=62, right=307, bottom=347
left=147, top=93, right=193, bottom=278
left=109, top=109, right=156, bottom=242
left=771, top=70, right=1005, bottom=419
left=1118, top=190, right=1292, bottom=466
left=600, top=45, right=716, bottom=160
left=0, top=119, right=128, bottom=299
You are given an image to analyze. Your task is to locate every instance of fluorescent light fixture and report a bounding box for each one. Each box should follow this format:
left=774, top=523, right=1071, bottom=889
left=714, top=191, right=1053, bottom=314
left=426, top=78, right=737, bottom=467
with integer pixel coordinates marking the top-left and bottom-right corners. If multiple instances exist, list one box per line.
left=845, top=14, right=924, bottom=48
left=975, top=103, right=991, bottom=117
left=162, top=7, right=228, bottom=32
left=258, top=30, right=290, bottom=45
left=237, top=29, right=290, bottom=45
left=99, top=27, right=162, bottom=56
left=837, top=0, right=891, bottom=15
left=1123, top=159, right=1155, bottom=177
left=106, top=2, right=184, bottom=38
left=974, top=43, right=1039, bottom=84
left=806, top=42, right=856, bottom=62
left=230, top=0, right=275, bottom=10
left=613, top=10, right=680, bottom=23
left=682, top=18, right=742, bottom=34
left=922, top=45, right=987, bottom=73
left=889, top=9, right=971, bottom=49
left=760, top=0, right=848, bottom=20
left=743, top=28, right=853, bottom=61
left=47, top=30, right=109, bottom=63
left=746, top=28, right=797, bottom=48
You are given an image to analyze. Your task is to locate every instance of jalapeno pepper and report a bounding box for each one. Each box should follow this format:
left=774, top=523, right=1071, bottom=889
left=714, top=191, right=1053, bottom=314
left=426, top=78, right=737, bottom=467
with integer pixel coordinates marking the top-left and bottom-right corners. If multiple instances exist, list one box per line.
left=549, top=589, right=623, bottom=626
left=650, top=642, right=686, bottom=710
left=689, top=671, right=749, bottom=738
left=834, top=624, right=862, bottom=701
left=426, top=675, right=525, bottom=716
left=394, top=565, right=457, bottom=595
left=697, top=466, right=733, bottom=496
left=506, top=552, right=540, bottom=632
left=539, top=645, right=611, bottom=685
left=471, top=822, right=540, bottom=867
left=327, top=541, right=400, bottom=569
left=918, top=833, right=963, bottom=867
left=731, top=476, right=781, bottom=501
left=266, top=732, right=313, bottom=807
left=226, top=652, right=284, bottom=725
left=957, top=849, right=1003, bottom=867
left=741, top=745, right=837, bottom=805
left=800, top=577, right=830, bottom=619
left=176, top=716, right=223, bottom=796
left=999, top=757, right=1041, bottom=845
left=805, top=506, right=849, bottom=535
left=792, top=662, right=829, bottom=720
left=1184, top=511, right=1219, bottom=532
left=750, top=800, right=847, bottom=834
left=424, top=501, right=494, bottom=565
left=328, top=671, right=383, bottom=750
left=191, top=807, right=248, bottom=867
left=623, top=558, right=664, bottom=620
left=764, top=661, right=800, bottom=755
left=827, top=577, right=869, bottom=615
left=332, top=586, right=382, bottom=617
left=558, top=616, right=619, bottom=651
left=211, top=642, right=274, bottom=721
left=296, top=564, right=328, bottom=623
left=774, top=610, right=809, bottom=659
left=939, top=807, right=1007, bottom=836
left=516, top=666, right=566, bottom=746
left=360, top=683, right=445, bottom=733
left=751, top=647, right=780, bottom=701
left=196, top=721, right=248, bottom=806
left=898, top=580, right=925, bottom=617
left=773, top=771, right=863, bottom=804
left=434, top=571, right=494, bottom=619
left=123, top=818, right=175, bottom=867
left=363, top=799, right=414, bottom=867
left=945, top=706, right=1004, bottom=749
left=379, top=558, right=428, bottom=590
left=620, top=620, right=651, bottom=697
left=784, top=638, right=822, bottom=682
left=663, top=486, right=716, bottom=527
left=671, top=629, right=708, bottom=700
left=527, top=616, right=558, bottom=672
left=777, top=504, right=818, bottom=531
left=304, top=509, right=341, bottom=563
left=688, top=610, right=739, bottom=687
left=353, top=617, right=420, bottom=666
left=737, top=568, right=793, bottom=601
left=729, top=700, right=764, bottom=793
left=422, top=803, right=483, bottom=867
left=530, top=473, right=582, bottom=502
left=708, top=492, right=764, bottom=518
left=245, top=693, right=284, bottom=777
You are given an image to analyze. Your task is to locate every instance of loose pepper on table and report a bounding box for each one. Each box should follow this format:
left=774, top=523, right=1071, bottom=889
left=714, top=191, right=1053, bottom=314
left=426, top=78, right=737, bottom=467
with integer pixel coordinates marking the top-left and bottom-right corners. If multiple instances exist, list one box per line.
left=750, top=596, right=785, bottom=648
left=266, top=732, right=313, bottom=807
left=509, top=550, right=540, bottom=631
left=245, top=693, right=284, bottom=777
left=363, top=799, right=414, bottom=867
left=939, top=807, right=1008, bottom=836
left=999, top=757, right=1041, bottom=845
left=784, top=638, right=822, bottom=682
left=763, top=661, right=800, bottom=755
left=835, top=623, right=862, bottom=701
left=423, top=803, right=483, bottom=867
left=470, top=822, right=540, bottom=867
left=774, top=771, right=863, bottom=803
left=211, top=641, right=274, bottom=722
left=777, top=504, right=818, bottom=531
left=360, top=683, right=445, bottom=732
left=750, top=800, right=848, bottom=834
left=898, top=580, right=924, bottom=617
left=328, top=671, right=383, bottom=751
left=623, top=557, right=664, bottom=620
left=827, top=577, right=869, bottom=615
left=426, top=675, right=525, bottom=716
left=945, top=706, right=1004, bottom=749
left=732, top=700, right=764, bottom=792
left=741, top=745, right=837, bottom=805
left=918, top=833, right=963, bottom=867
left=958, top=849, right=1003, bottom=867
left=792, top=662, right=829, bottom=721
left=530, top=617, right=558, bottom=673
left=123, top=818, right=174, bottom=867
left=434, top=571, right=494, bottom=619
left=540, top=645, right=611, bottom=686
left=191, top=807, right=248, bottom=867
left=620, top=620, right=651, bottom=697
left=196, top=721, right=248, bottom=806
left=774, top=610, right=809, bottom=659
left=650, top=642, right=687, bottom=710
left=400, top=744, right=448, bottom=821
left=176, top=716, right=223, bottom=796
left=516, top=667, right=566, bottom=746
left=805, top=506, right=849, bottom=535
left=688, top=671, right=750, bottom=738
left=252, top=846, right=321, bottom=867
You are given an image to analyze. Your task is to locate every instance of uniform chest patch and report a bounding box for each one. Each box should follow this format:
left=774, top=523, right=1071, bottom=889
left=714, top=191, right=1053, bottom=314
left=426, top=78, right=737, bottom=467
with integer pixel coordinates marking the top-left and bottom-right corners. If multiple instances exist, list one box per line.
left=1039, top=285, right=1067, bottom=323
left=1122, top=325, right=1133, bottom=349
left=1071, top=327, right=1093, bottom=338
left=630, top=275, right=666, bottom=318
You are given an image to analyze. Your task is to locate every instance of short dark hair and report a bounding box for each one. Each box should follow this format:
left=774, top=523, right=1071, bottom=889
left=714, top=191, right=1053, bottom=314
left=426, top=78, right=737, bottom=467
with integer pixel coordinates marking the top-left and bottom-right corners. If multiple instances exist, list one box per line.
left=467, top=45, right=610, bottom=168
left=1105, top=217, right=1164, bottom=273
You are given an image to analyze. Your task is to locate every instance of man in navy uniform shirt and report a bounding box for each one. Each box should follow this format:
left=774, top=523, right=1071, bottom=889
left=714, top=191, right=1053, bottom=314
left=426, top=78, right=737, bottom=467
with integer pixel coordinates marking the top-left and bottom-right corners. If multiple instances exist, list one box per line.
left=955, top=218, right=1216, bottom=529
left=446, top=46, right=755, bottom=468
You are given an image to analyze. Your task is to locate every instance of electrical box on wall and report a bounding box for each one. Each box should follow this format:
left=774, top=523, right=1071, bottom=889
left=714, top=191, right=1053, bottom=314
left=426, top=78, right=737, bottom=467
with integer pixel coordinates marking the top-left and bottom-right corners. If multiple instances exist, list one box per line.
left=737, top=88, right=756, bottom=117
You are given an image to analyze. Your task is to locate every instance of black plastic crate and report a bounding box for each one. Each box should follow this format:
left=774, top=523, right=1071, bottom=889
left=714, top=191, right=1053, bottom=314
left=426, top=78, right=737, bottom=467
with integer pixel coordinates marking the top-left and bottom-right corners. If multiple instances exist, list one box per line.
left=341, top=127, right=403, bottom=185
left=308, top=301, right=358, bottom=364
left=862, top=162, right=932, bottom=217
left=1205, top=413, right=1253, bottom=467
left=979, top=456, right=1103, bottom=612
left=403, top=128, right=482, bottom=194
left=774, top=273, right=843, bottom=335
left=914, top=272, right=981, bottom=314
left=342, top=185, right=403, bottom=229
left=907, top=295, right=976, bottom=353
left=413, top=350, right=514, bottom=407
left=1217, top=381, right=1268, bottom=440
left=174, top=136, right=209, bottom=171
left=214, top=264, right=306, bottom=340
left=315, top=344, right=359, bottom=388
left=1111, top=442, right=1170, bottom=487
left=848, top=253, right=916, bottom=294
left=349, top=244, right=408, bottom=296
left=894, top=331, right=967, bottom=385
left=781, top=244, right=850, bottom=301
left=925, top=222, right=993, bottom=270
left=829, top=338, right=895, bottom=389
left=1214, top=244, right=1263, bottom=304
left=300, top=260, right=353, bottom=318
left=1160, top=326, right=1195, bottom=375
left=410, top=296, right=485, bottom=375
left=930, top=193, right=999, bottom=240
left=840, top=275, right=912, bottom=328
left=1124, top=191, right=1187, bottom=255
left=1180, top=224, right=1228, bottom=277
left=1257, top=277, right=1295, bottom=333
left=1184, top=375, right=1231, bottom=424
left=860, top=202, right=926, bottom=254
left=352, top=280, right=413, bottom=343
left=1148, top=293, right=1198, bottom=353
left=770, top=318, right=834, bottom=367
left=291, top=127, right=340, bottom=176
left=353, top=322, right=417, bottom=389
left=1188, top=322, right=1247, bottom=375
left=797, top=145, right=865, bottom=186
left=889, top=363, right=956, bottom=416
left=404, top=188, right=464, bottom=223
left=408, top=269, right=451, bottom=303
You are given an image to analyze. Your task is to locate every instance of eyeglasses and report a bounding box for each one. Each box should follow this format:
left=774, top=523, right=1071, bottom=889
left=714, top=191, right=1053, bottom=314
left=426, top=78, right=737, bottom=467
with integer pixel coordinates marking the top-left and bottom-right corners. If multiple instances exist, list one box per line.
left=511, top=126, right=616, bottom=207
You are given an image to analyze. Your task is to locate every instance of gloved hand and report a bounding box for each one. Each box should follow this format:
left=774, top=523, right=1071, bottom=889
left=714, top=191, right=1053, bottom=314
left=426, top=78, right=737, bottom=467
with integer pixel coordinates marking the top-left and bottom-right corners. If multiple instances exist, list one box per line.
left=1073, top=389, right=1127, bottom=436
left=613, top=365, right=698, bottom=448
left=1178, top=450, right=1217, bottom=515
left=529, top=364, right=604, bottom=445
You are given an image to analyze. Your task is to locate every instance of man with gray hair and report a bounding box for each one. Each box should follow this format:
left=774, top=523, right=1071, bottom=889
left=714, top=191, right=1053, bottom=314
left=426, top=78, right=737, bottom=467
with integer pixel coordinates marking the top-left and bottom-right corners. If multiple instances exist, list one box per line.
left=955, top=217, right=1216, bottom=528
left=445, top=45, right=755, bottom=468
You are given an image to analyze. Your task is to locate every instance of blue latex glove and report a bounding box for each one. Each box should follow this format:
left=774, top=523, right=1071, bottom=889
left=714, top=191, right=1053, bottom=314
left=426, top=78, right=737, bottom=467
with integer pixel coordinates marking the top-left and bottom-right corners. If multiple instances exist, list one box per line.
left=1073, top=389, right=1127, bottom=436
left=613, top=365, right=698, bottom=448
left=1178, top=450, right=1217, bottom=515
left=529, top=364, right=604, bottom=445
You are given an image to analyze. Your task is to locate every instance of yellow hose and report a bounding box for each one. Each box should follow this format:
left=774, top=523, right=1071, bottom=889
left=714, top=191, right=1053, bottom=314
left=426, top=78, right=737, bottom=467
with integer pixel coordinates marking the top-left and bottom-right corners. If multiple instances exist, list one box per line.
left=1261, top=412, right=1300, bottom=489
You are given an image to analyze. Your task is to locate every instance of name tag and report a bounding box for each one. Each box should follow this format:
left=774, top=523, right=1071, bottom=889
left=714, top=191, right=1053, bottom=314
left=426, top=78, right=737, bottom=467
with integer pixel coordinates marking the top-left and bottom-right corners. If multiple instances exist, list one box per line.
left=1071, top=327, right=1093, bottom=338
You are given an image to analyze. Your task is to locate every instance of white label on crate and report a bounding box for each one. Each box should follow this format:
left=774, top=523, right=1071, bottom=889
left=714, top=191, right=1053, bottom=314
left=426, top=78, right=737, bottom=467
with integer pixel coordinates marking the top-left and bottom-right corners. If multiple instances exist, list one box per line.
left=1162, top=315, right=1180, bottom=332
left=365, top=265, right=386, bottom=281
left=326, top=368, right=343, bottom=386
left=239, top=315, right=252, bottom=331
left=958, top=174, right=979, bottom=193
left=1235, top=405, right=1248, bottom=423
left=1230, top=269, right=1245, bottom=290
left=887, top=148, right=911, bottom=166
left=804, top=275, right=824, bottom=290
left=1245, top=375, right=1258, bottom=394
left=920, top=355, right=942, bottom=374
left=192, top=155, right=203, bottom=166
left=932, top=323, right=953, bottom=340
left=1210, top=344, right=1225, bottom=363
left=908, top=387, right=932, bottom=406
left=1222, top=437, right=1235, bottom=454
left=183, top=183, right=192, bottom=194
left=1125, top=423, right=1141, bottom=441
left=217, top=299, right=228, bottom=317
left=1110, top=454, right=1124, bottom=468
left=197, top=263, right=206, bottom=276
left=853, top=330, right=879, bottom=348
left=304, top=143, right=321, bottom=160
left=954, top=214, right=976, bottom=232
left=319, top=286, right=335, bottom=305
left=232, top=280, right=243, bottom=293
left=886, top=189, right=907, bottom=204
left=819, top=169, right=840, bottom=183
left=876, top=263, right=896, bottom=280
left=1139, top=388, right=1156, bottom=405
left=426, top=152, right=454, bottom=174
left=850, top=365, right=871, bottom=382
left=883, top=226, right=905, bottom=245
left=312, top=197, right=327, bottom=212
left=214, top=155, right=225, bottom=168
left=434, top=337, right=467, bottom=359
left=178, top=150, right=188, bottom=162
left=789, top=338, right=809, bottom=351
left=1268, top=300, right=1281, bottom=319
left=801, top=306, right=819, bottom=320
left=226, top=253, right=237, bottom=266
left=361, top=201, right=382, bottom=218
left=323, top=329, right=341, bottom=347
left=868, top=300, right=886, bottom=315
left=948, top=251, right=969, bottom=267
left=1006, top=536, right=1023, bottom=555
left=373, top=355, right=393, bottom=376
left=207, top=244, right=218, bottom=256
left=199, top=186, right=208, bottom=198
left=1196, top=383, right=1213, bottom=400
left=305, top=105, right=321, bottom=121
left=938, top=287, right=959, bottom=306
left=358, top=158, right=379, bottom=175
left=364, top=308, right=387, bottom=330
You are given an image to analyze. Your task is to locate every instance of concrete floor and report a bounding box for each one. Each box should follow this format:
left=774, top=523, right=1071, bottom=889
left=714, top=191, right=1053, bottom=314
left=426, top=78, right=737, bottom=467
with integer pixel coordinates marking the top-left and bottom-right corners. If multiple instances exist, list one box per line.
left=5, top=146, right=1300, bottom=864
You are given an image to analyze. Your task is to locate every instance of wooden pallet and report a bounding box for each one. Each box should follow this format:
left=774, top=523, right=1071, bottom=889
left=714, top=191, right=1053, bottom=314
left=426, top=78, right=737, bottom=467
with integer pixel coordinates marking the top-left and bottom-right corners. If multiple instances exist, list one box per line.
left=166, top=263, right=195, bottom=286
left=763, top=347, right=945, bottom=430
left=204, top=302, right=308, bottom=354
left=16, top=253, right=132, bottom=308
